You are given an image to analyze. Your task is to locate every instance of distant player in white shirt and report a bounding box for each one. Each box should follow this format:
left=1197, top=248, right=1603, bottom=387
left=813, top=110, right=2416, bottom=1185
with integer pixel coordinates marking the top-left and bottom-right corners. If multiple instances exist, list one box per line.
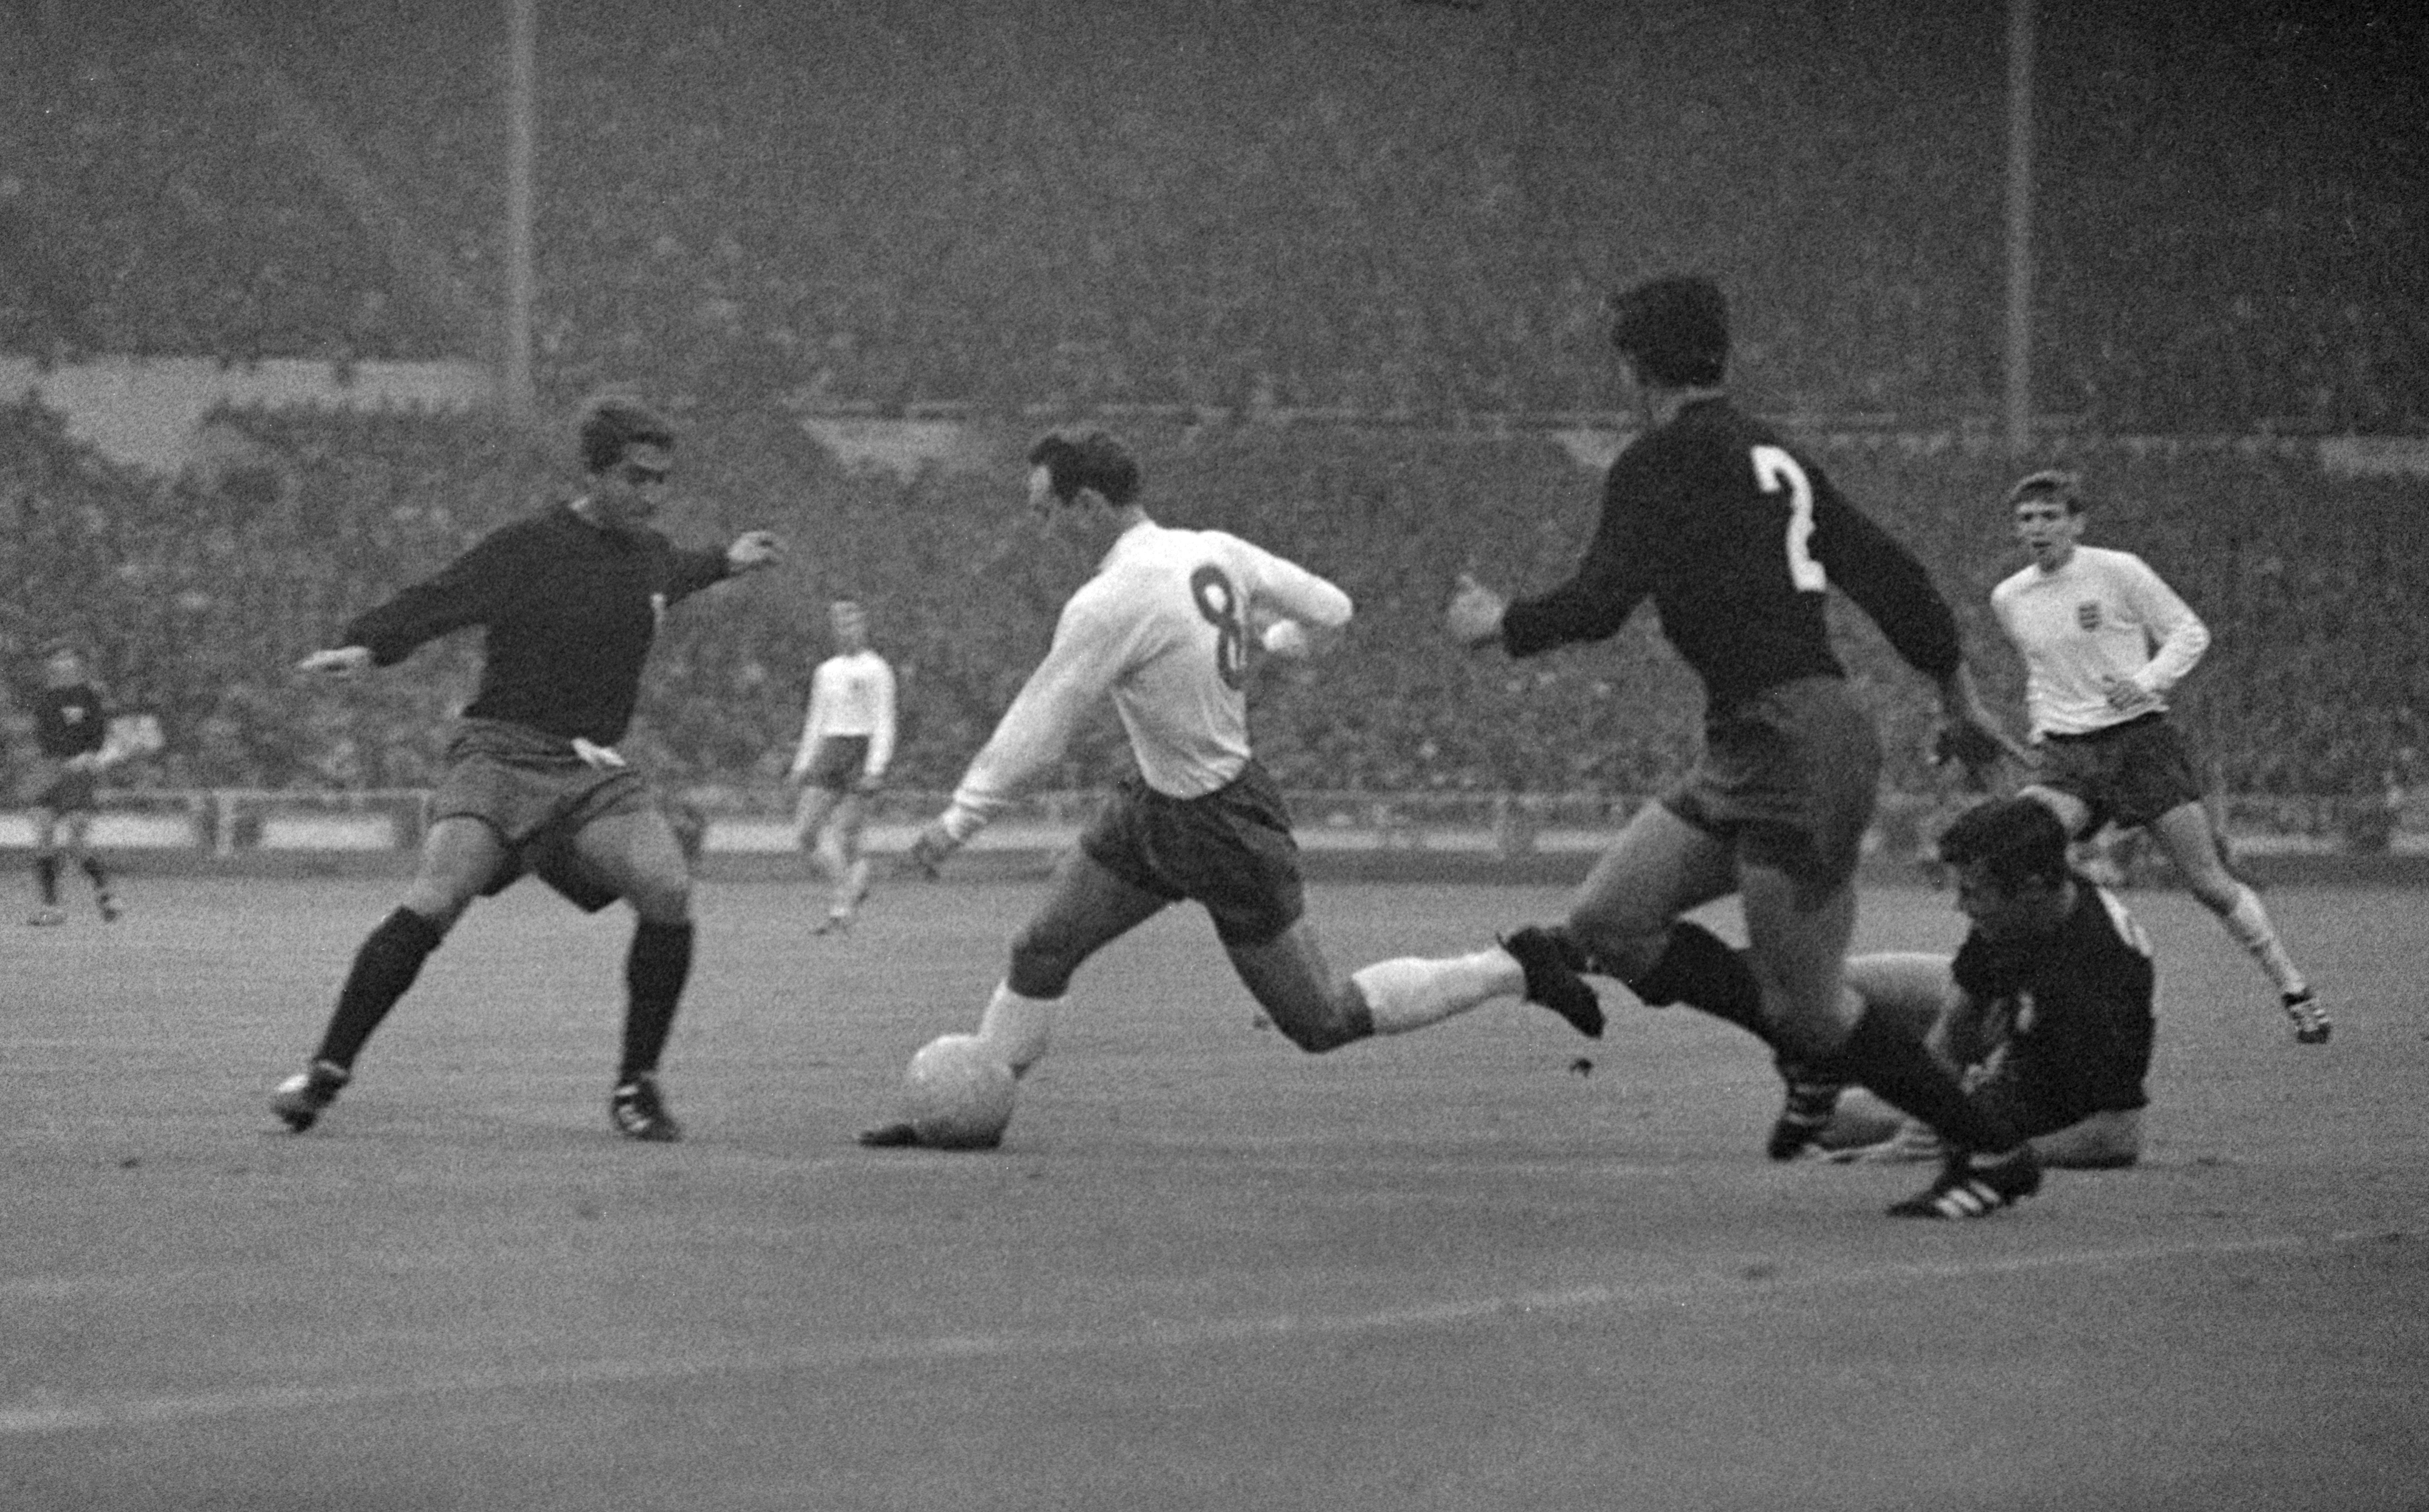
left=1993, top=469, right=2324, bottom=1044
left=787, top=598, right=896, bottom=934
left=859, top=431, right=1597, bottom=1148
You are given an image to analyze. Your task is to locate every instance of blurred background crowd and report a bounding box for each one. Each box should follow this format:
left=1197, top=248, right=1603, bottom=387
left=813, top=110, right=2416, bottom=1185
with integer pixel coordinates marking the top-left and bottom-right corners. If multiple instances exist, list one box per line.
left=5, top=402, right=2420, bottom=820
left=3, top=0, right=2420, bottom=430
left=1, top=0, right=2421, bottom=829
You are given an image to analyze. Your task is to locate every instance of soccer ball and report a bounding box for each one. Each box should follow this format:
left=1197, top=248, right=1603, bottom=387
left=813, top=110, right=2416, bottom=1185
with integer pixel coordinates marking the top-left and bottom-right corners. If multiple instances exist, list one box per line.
left=901, top=1033, right=1017, bottom=1149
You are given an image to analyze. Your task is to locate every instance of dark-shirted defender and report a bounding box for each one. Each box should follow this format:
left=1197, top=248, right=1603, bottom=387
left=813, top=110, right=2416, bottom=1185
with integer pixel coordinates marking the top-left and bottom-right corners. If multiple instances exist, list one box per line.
left=345, top=504, right=735, bottom=745
left=1448, top=274, right=2043, bottom=1220
left=269, top=397, right=781, bottom=1141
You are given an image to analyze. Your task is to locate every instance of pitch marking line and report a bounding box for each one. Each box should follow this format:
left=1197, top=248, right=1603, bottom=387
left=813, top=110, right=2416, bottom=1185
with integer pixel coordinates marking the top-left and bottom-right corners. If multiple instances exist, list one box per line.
left=0, top=1229, right=2380, bottom=1438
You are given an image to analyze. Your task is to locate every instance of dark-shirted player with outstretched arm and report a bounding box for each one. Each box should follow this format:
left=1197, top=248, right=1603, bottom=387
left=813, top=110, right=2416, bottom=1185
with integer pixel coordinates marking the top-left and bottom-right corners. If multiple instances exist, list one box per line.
left=268, top=397, right=781, bottom=1141
left=1395, top=275, right=2040, bottom=1219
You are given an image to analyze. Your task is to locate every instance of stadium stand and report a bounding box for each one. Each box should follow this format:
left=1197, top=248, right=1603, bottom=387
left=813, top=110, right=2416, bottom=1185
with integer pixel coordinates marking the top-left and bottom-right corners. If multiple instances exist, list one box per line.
left=5, top=401, right=2422, bottom=837
left=3, top=2, right=2422, bottom=846
left=2, top=2, right=2420, bottom=431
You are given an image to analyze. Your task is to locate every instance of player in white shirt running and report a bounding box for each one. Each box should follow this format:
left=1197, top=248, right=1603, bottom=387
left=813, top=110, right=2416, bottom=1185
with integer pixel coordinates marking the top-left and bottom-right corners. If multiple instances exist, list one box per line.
left=787, top=598, right=897, bottom=933
left=858, top=431, right=1599, bottom=1148
left=1993, top=469, right=2325, bottom=1044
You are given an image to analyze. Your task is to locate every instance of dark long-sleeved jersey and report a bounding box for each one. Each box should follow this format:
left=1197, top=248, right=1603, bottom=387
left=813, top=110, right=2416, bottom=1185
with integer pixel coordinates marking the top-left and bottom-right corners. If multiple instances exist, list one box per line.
left=1953, top=880, right=2156, bottom=1023
left=1500, top=398, right=1962, bottom=716
left=341, top=504, right=732, bottom=745
left=33, top=682, right=108, bottom=760
left=1952, top=879, right=2157, bottom=1113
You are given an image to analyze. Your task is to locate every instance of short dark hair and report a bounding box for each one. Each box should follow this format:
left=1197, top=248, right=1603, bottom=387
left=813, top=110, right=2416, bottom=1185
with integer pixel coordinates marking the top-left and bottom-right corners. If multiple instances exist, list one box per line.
left=2006, top=469, right=2083, bottom=515
left=1609, top=275, right=1729, bottom=386
left=1026, top=430, right=1140, bottom=507
left=576, top=396, right=676, bottom=475
left=1936, top=797, right=2073, bottom=892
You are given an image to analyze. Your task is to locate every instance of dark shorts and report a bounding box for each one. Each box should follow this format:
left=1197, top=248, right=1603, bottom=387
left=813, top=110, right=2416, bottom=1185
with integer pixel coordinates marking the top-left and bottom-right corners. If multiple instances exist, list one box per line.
left=1970, top=1004, right=2155, bottom=1141
left=1661, top=676, right=1883, bottom=890
left=1078, top=761, right=1306, bottom=948
left=800, top=735, right=871, bottom=793
left=34, top=763, right=99, bottom=816
left=2033, top=714, right=2205, bottom=832
left=432, top=719, right=659, bottom=913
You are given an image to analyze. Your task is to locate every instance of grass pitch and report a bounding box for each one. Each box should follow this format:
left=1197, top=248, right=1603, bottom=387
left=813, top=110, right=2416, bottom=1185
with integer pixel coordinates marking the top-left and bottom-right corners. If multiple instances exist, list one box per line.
left=3, top=873, right=2423, bottom=1511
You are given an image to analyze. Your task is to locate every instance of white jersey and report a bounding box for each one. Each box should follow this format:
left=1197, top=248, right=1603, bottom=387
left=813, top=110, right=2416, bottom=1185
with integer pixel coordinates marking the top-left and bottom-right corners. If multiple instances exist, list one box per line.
left=1991, top=545, right=2210, bottom=738
left=787, top=649, right=897, bottom=780
left=942, top=520, right=1352, bottom=834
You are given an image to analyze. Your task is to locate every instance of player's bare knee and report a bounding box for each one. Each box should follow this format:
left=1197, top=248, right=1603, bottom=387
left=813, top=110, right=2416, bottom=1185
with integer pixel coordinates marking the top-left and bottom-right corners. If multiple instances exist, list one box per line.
left=1269, top=996, right=1370, bottom=1055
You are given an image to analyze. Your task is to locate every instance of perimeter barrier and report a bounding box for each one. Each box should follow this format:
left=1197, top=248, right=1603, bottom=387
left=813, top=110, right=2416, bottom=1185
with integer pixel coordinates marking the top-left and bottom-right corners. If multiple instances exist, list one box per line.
left=1, top=787, right=2421, bottom=886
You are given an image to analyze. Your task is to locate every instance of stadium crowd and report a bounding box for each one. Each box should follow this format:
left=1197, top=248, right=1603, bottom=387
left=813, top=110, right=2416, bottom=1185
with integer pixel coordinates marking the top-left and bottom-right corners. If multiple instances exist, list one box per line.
left=4, top=401, right=2422, bottom=832
left=2, top=3, right=2421, bottom=830
left=1, top=2, right=2420, bottom=434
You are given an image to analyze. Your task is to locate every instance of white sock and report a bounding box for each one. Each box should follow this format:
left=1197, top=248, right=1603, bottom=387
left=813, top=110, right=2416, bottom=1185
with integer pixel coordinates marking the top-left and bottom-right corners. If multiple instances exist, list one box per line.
left=2221, top=884, right=2307, bottom=998
left=977, top=983, right=1057, bottom=1075
left=833, top=857, right=871, bottom=915
left=1350, top=950, right=1522, bottom=1035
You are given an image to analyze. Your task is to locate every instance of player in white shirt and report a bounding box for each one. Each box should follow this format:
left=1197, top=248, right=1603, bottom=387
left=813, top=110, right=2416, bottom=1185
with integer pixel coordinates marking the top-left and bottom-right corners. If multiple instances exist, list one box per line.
left=786, top=599, right=897, bottom=933
left=1993, top=470, right=2325, bottom=1044
left=859, top=431, right=1599, bottom=1147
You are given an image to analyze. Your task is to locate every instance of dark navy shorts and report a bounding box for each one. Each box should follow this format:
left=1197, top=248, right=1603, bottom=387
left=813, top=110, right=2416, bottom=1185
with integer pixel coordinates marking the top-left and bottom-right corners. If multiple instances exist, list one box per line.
left=1079, top=761, right=1306, bottom=947
left=1661, top=676, right=1883, bottom=890
left=2033, top=714, right=2205, bottom=832
left=799, top=735, right=872, bottom=793
left=432, top=719, right=659, bottom=913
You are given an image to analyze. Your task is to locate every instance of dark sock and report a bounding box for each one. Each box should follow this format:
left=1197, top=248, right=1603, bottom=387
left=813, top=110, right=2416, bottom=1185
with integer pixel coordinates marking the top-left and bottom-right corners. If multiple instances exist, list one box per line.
left=82, top=856, right=111, bottom=896
left=1822, top=1005, right=2018, bottom=1154
left=35, top=855, right=59, bottom=906
left=619, top=920, right=695, bottom=1082
left=316, top=908, right=447, bottom=1069
left=1616, top=922, right=1772, bottom=1044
